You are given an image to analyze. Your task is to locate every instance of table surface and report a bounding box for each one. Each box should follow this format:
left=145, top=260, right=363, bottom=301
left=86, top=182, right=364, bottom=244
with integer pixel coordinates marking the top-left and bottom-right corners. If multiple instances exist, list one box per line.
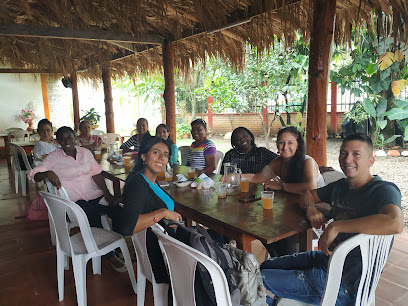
left=7, top=140, right=37, bottom=146
left=114, top=165, right=312, bottom=252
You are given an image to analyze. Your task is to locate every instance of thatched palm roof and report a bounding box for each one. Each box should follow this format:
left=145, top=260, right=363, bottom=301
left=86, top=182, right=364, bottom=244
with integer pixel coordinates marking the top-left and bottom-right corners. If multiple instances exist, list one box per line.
left=0, top=0, right=407, bottom=79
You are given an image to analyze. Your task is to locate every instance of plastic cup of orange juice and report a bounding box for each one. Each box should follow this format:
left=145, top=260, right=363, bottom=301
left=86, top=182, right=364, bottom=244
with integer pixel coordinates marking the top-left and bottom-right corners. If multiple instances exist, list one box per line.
left=187, top=168, right=196, bottom=179
left=240, top=178, right=250, bottom=193
left=94, top=150, right=101, bottom=161
left=261, top=191, right=274, bottom=210
left=123, top=156, right=131, bottom=167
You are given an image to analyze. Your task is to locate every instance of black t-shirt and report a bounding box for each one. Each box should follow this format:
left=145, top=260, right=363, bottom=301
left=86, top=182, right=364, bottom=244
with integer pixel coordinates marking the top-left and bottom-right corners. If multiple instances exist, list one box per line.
left=220, top=146, right=278, bottom=174
left=317, top=176, right=401, bottom=294
left=113, top=172, right=170, bottom=283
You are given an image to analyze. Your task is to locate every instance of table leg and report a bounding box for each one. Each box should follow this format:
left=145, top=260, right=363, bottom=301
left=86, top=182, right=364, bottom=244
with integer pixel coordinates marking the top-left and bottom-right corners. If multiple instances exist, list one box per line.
left=236, top=234, right=253, bottom=253
left=299, top=228, right=313, bottom=252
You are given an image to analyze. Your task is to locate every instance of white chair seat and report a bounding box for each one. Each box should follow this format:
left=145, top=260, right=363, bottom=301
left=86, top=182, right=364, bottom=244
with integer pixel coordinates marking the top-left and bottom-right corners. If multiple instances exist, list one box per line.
left=71, top=228, right=124, bottom=255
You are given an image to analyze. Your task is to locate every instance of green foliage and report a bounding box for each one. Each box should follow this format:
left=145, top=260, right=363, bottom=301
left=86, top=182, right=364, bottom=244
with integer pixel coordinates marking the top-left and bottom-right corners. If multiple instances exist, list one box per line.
left=80, top=108, right=101, bottom=125
left=331, top=27, right=408, bottom=146
left=176, top=123, right=191, bottom=137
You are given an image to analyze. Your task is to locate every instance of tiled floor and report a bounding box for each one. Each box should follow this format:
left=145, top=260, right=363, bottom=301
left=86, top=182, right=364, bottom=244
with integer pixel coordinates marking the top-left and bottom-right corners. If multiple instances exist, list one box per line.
left=0, top=158, right=407, bottom=305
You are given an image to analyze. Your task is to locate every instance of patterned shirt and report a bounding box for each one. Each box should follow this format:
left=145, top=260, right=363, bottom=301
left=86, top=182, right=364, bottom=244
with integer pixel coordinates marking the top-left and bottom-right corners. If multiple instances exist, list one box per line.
left=120, top=134, right=140, bottom=151
left=187, top=139, right=216, bottom=170
left=77, top=135, right=102, bottom=146
left=220, top=146, right=278, bottom=174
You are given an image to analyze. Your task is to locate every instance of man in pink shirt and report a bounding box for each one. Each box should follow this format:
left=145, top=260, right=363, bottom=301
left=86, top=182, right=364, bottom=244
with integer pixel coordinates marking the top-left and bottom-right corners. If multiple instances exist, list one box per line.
left=28, top=126, right=125, bottom=272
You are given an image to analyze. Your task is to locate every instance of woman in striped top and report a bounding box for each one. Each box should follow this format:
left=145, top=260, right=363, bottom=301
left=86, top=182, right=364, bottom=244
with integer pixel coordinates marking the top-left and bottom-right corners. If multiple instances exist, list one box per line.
left=120, top=118, right=150, bottom=153
left=186, top=119, right=217, bottom=173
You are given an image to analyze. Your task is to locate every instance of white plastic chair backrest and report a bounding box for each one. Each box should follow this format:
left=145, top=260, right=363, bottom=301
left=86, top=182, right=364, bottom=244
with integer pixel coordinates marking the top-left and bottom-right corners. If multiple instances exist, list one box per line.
left=321, top=170, right=346, bottom=185
left=215, top=150, right=224, bottom=173
left=9, top=130, right=29, bottom=142
left=321, top=234, right=394, bottom=306
left=9, top=143, right=32, bottom=172
left=131, top=229, right=155, bottom=282
left=178, top=146, right=190, bottom=166
left=151, top=224, right=232, bottom=306
left=44, top=178, right=78, bottom=225
left=91, top=129, right=105, bottom=136
left=40, top=191, right=100, bottom=256
left=29, top=133, right=41, bottom=141
left=100, top=133, right=122, bottom=145
left=130, top=129, right=137, bottom=136
left=5, top=127, right=23, bottom=133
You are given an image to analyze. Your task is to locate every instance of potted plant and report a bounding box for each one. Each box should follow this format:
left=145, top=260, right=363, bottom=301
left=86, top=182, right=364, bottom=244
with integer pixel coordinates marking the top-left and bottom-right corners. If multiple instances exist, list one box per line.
left=176, top=123, right=191, bottom=139
left=17, top=102, right=36, bottom=131
left=80, top=108, right=101, bottom=128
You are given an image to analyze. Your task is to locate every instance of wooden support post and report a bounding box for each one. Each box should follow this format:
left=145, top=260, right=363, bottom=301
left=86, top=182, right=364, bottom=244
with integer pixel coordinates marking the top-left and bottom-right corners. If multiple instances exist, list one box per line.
left=161, top=93, right=165, bottom=123
left=102, top=67, right=115, bottom=133
left=330, top=82, right=338, bottom=135
left=163, top=41, right=176, bottom=144
left=207, top=96, right=213, bottom=130
left=71, top=73, right=80, bottom=131
left=306, top=0, right=336, bottom=166
left=40, top=74, right=50, bottom=120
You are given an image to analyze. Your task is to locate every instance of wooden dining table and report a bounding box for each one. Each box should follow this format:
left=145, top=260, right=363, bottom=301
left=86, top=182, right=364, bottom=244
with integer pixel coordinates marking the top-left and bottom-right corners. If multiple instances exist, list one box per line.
left=114, top=165, right=313, bottom=253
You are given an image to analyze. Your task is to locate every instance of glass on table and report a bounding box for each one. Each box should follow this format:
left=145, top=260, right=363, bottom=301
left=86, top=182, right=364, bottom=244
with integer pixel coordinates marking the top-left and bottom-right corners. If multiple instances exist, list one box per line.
left=123, top=156, right=131, bottom=167
left=94, top=150, right=102, bottom=161
left=165, top=169, right=173, bottom=182
left=187, top=167, right=196, bottom=179
left=261, top=190, right=274, bottom=209
left=217, top=182, right=228, bottom=199
left=240, top=177, right=250, bottom=193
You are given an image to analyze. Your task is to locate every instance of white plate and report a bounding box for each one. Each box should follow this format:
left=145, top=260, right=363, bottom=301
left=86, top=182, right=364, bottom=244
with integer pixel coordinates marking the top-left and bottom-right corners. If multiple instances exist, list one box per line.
left=173, top=180, right=193, bottom=188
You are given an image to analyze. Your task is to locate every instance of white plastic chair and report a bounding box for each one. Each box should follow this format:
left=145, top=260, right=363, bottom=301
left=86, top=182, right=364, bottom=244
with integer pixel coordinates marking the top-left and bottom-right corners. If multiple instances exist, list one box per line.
left=178, top=146, right=190, bottom=166
left=100, top=133, right=122, bottom=145
left=321, top=169, right=346, bottom=185
left=39, top=191, right=137, bottom=306
left=91, top=129, right=105, bottom=136
left=44, top=178, right=112, bottom=246
left=9, top=143, right=32, bottom=196
left=215, top=150, right=224, bottom=173
left=131, top=229, right=169, bottom=306
left=9, top=130, right=29, bottom=142
left=29, top=133, right=41, bottom=141
left=277, top=234, right=394, bottom=306
left=152, top=224, right=232, bottom=306
left=130, top=128, right=137, bottom=136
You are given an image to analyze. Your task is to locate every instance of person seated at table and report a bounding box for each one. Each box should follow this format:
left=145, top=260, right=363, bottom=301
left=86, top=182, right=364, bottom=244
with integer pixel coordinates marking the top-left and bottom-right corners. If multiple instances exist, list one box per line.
left=113, top=136, right=181, bottom=283
left=28, top=126, right=126, bottom=272
left=186, top=119, right=216, bottom=173
left=33, top=118, right=59, bottom=161
left=77, top=120, right=102, bottom=152
left=260, top=134, right=403, bottom=306
left=156, top=123, right=179, bottom=165
left=220, top=127, right=278, bottom=174
left=243, top=126, right=325, bottom=193
left=120, top=118, right=150, bottom=153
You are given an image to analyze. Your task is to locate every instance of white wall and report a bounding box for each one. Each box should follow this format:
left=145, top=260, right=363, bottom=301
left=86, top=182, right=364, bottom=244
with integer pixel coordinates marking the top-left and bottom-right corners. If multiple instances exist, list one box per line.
left=0, top=73, right=44, bottom=132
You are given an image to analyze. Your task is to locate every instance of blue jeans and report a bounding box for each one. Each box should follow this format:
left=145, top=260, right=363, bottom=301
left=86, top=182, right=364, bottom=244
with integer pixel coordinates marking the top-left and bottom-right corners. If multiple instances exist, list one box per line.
left=260, top=251, right=355, bottom=306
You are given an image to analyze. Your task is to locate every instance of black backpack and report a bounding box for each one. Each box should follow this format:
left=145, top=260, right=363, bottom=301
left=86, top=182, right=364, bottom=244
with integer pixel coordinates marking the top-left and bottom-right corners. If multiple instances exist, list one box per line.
left=166, top=223, right=241, bottom=306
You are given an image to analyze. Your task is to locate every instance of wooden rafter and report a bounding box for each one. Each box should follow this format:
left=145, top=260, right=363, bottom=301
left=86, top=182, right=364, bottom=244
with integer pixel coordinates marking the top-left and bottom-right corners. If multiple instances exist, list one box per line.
left=0, top=24, right=163, bottom=45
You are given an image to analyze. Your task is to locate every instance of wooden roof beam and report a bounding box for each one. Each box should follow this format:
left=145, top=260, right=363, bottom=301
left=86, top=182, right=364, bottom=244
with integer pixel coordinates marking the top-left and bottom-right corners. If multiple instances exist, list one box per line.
left=0, top=24, right=163, bottom=45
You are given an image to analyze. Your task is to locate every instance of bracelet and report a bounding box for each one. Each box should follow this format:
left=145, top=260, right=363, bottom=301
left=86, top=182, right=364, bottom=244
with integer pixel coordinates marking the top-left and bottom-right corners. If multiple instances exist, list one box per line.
left=152, top=212, right=158, bottom=223
left=303, top=203, right=318, bottom=211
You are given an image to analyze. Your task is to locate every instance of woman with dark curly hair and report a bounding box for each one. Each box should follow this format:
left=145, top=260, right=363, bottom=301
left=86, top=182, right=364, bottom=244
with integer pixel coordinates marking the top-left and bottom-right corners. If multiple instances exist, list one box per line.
left=220, top=127, right=278, bottom=174
left=244, top=126, right=324, bottom=194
